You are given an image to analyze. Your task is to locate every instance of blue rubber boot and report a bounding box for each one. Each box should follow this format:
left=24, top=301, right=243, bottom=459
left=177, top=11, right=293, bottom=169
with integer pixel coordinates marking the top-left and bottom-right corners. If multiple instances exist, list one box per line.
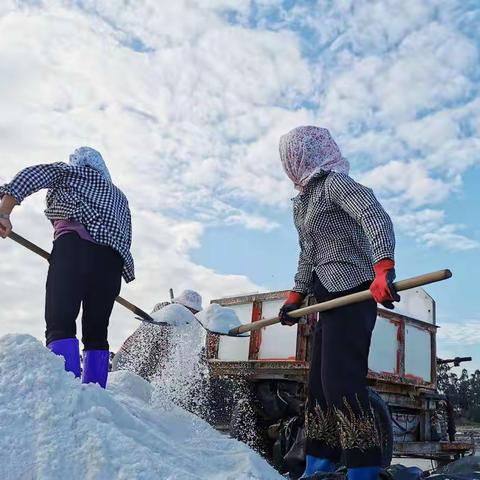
left=47, top=338, right=81, bottom=378
left=82, top=350, right=109, bottom=388
left=300, top=455, right=336, bottom=478
left=347, top=466, right=381, bottom=480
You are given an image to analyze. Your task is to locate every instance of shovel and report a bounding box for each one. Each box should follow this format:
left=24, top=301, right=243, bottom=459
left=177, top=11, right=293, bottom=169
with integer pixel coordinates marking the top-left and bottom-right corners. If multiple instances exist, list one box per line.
left=228, top=269, right=452, bottom=336
left=6, top=230, right=244, bottom=336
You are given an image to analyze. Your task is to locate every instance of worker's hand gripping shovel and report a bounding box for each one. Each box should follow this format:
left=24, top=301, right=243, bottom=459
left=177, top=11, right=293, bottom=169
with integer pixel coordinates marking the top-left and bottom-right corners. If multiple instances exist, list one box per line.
left=228, top=269, right=453, bottom=336
left=6, top=231, right=247, bottom=336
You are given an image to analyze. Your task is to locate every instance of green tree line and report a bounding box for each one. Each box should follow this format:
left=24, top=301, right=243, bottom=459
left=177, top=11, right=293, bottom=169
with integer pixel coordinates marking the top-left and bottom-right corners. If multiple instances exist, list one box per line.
left=438, top=364, right=480, bottom=423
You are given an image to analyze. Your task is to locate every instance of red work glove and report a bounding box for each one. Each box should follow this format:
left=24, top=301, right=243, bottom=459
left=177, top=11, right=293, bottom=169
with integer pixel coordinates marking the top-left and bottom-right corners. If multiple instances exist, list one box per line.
left=370, top=259, right=401, bottom=309
left=279, top=291, right=305, bottom=326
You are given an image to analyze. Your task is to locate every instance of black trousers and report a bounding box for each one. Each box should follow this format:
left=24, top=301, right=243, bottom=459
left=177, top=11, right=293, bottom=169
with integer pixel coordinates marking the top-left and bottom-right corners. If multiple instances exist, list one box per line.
left=45, top=233, right=123, bottom=350
left=305, top=273, right=381, bottom=468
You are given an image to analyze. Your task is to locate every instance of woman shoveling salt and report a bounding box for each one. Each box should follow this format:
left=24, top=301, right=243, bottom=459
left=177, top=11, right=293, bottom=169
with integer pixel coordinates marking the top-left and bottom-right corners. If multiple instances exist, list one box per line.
left=278, top=126, right=399, bottom=480
left=0, top=147, right=134, bottom=389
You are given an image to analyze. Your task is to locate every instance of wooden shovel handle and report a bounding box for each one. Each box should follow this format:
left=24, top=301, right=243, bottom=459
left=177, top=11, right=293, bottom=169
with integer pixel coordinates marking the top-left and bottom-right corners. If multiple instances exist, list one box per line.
left=9, top=231, right=50, bottom=260
left=228, top=269, right=452, bottom=336
left=8, top=230, right=155, bottom=323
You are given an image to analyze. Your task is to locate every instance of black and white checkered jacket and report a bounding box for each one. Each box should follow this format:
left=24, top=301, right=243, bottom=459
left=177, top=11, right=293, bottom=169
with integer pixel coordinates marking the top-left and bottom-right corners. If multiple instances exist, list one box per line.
left=0, top=162, right=134, bottom=282
left=292, top=172, right=395, bottom=293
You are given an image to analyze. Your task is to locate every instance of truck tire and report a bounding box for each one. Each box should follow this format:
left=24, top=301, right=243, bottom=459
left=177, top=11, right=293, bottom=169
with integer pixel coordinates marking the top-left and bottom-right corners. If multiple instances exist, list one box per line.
left=368, top=388, right=394, bottom=468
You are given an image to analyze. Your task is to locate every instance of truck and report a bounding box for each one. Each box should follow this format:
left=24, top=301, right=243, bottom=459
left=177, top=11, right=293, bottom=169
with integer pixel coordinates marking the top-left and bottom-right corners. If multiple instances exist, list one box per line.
left=205, top=287, right=474, bottom=477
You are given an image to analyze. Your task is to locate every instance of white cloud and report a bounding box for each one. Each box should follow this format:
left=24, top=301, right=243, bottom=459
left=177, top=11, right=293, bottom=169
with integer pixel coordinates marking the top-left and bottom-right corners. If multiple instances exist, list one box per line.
left=376, top=23, right=475, bottom=123
left=396, top=111, right=461, bottom=157
left=224, top=211, right=278, bottom=231
left=395, top=209, right=479, bottom=251
left=360, top=161, right=453, bottom=207
left=422, top=225, right=480, bottom=251
left=438, top=320, right=480, bottom=346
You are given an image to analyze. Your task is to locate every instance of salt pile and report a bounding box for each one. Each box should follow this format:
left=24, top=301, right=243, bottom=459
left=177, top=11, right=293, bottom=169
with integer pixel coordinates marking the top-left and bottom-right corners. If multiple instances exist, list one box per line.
left=149, top=303, right=195, bottom=326
left=0, top=334, right=282, bottom=480
left=196, top=303, right=242, bottom=334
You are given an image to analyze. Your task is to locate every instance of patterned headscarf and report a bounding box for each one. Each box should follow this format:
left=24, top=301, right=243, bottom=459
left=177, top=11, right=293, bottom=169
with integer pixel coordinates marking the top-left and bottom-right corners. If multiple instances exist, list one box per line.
left=69, top=147, right=112, bottom=182
left=279, top=126, right=349, bottom=192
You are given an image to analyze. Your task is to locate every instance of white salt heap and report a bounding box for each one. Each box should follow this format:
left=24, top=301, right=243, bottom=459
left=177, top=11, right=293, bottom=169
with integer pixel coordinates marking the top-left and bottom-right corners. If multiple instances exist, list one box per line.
left=149, top=303, right=195, bottom=326
left=196, top=303, right=242, bottom=334
left=0, top=334, right=282, bottom=480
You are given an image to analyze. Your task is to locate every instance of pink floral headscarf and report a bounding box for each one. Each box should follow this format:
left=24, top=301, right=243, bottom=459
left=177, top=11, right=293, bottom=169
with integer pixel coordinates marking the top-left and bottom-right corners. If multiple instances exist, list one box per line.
left=279, top=126, right=349, bottom=192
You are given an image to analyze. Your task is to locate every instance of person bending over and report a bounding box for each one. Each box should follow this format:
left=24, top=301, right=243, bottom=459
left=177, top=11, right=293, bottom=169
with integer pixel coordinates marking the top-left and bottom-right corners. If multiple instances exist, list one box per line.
left=0, top=147, right=134, bottom=388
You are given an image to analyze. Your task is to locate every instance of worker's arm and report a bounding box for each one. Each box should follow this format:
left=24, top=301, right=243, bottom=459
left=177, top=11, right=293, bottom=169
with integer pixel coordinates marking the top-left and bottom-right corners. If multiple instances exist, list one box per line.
left=0, top=162, right=68, bottom=206
left=0, top=162, right=69, bottom=239
left=326, top=172, right=399, bottom=308
left=280, top=212, right=311, bottom=326
left=325, top=172, right=395, bottom=263
left=292, top=206, right=314, bottom=296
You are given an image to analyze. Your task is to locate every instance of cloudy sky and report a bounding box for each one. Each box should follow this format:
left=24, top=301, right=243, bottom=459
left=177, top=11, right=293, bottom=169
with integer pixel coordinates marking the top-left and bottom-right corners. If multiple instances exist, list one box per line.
left=0, top=0, right=479, bottom=369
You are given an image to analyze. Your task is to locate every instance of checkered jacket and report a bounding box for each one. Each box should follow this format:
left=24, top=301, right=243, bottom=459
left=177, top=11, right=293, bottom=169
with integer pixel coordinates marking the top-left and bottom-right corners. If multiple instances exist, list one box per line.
left=292, top=172, right=395, bottom=293
left=0, top=162, right=134, bottom=282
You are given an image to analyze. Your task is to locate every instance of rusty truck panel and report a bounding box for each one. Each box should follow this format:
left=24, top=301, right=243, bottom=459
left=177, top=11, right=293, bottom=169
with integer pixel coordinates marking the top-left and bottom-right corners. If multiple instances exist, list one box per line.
left=208, top=288, right=436, bottom=389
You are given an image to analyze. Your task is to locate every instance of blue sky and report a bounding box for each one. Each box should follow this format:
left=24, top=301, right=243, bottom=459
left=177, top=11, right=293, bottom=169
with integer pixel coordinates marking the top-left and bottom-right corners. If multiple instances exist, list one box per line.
left=0, top=0, right=479, bottom=366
